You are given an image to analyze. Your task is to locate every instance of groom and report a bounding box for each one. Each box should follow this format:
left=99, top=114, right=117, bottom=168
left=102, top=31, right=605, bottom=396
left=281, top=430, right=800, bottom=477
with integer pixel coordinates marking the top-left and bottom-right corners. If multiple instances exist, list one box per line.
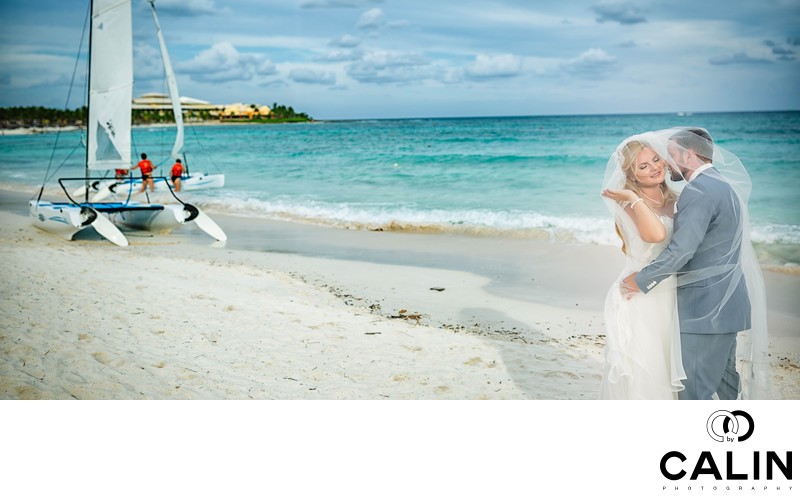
left=621, top=128, right=751, bottom=400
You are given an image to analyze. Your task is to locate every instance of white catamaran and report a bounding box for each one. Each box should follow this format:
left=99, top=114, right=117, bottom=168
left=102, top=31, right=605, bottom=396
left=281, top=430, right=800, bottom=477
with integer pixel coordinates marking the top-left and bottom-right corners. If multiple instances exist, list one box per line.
left=75, top=0, right=225, bottom=203
left=30, top=0, right=226, bottom=245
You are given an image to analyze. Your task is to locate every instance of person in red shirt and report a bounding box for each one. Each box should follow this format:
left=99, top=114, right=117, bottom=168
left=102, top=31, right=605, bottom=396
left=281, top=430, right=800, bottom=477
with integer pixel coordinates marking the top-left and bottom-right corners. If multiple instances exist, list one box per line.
left=170, top=158, right=185, bottom=192
left=114, top=168, right=129, bottom=180
left=132, top=152, right=156, bottom=192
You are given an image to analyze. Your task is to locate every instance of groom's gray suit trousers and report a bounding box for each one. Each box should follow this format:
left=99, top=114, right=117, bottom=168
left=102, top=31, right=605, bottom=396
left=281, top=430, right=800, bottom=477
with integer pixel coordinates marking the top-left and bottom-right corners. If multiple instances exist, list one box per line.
left=678, top=333, right=739, bottom=400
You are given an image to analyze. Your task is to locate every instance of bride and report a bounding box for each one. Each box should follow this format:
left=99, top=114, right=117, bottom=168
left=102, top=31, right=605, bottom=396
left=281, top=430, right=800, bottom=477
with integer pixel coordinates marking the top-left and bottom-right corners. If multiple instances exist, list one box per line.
left=597, top=128, right=771, bottom=400
left=598, top=137, right=686, bottom=399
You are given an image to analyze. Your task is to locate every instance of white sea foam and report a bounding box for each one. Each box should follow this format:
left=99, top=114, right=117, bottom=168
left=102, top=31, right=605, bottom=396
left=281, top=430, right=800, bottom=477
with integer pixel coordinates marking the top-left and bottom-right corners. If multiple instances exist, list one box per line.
left=189, top=193, right=800, bottom=252
left=5, top=178, right=797, bottom=253
left=750, top=223, right=800, bottom=245
left=191, top=194, right=628, bottom=244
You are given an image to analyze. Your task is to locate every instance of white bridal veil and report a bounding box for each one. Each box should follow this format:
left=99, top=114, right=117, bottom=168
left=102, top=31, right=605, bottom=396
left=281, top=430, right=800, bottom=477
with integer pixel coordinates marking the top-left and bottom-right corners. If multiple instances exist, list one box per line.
left=601, top=127, right=771, bottom=399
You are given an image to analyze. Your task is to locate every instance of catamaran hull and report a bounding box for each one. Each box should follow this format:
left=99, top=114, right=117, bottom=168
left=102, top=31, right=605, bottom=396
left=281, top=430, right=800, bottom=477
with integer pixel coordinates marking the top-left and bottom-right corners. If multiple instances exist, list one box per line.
left=29, top=200, right=91, bottom=241
left=113, top=204, right=189, bottom=232
left=31, top=198, right=224, bottom=242
left=29, top=200, right=129, bottom=246
left=111, top=203, right=227, bottom=241
left=174, top=173, right=225, bottom=191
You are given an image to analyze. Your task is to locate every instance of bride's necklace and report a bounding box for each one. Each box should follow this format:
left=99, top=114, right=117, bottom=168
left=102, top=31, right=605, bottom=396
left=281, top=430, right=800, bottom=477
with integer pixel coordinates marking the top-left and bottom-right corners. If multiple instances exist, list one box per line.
left=641, top=188, right=665, bottom=206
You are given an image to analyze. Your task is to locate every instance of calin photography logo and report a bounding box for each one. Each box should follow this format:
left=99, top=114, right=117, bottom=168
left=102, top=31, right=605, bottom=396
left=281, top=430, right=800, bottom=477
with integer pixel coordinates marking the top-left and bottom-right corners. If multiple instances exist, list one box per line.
left=706, top=410, right=754, bottom=443
left=660, top=409, right=793, bottom=493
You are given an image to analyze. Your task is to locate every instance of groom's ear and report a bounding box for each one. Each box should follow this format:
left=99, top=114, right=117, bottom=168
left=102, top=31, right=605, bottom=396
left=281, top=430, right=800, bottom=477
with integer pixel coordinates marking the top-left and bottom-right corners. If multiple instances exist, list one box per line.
left=687, top=148, right=707, bottom=167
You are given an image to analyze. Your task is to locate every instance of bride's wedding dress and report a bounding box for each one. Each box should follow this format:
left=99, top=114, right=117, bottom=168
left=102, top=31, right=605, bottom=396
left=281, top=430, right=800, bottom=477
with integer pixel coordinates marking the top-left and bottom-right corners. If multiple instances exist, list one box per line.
left=599, top=215, right=686, bottom=399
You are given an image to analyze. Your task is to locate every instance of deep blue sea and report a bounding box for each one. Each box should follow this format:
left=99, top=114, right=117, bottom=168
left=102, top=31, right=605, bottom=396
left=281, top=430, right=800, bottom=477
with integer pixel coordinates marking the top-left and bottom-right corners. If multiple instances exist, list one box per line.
left=1, top=111, right=798, bottom=266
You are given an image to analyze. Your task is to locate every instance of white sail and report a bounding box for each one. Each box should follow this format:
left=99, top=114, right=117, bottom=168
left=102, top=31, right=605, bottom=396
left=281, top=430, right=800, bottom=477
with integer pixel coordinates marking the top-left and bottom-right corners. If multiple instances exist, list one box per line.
left=88, top=0, right=132, bottom=171
left=148, top=0, right=184, bottom=161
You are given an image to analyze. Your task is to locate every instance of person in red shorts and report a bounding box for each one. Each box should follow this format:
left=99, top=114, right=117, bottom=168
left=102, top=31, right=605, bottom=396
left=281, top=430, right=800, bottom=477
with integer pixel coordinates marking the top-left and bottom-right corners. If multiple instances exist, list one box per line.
left=132, top=153, right=156, bottom=193
left=171, top=158, right=185, bottom=192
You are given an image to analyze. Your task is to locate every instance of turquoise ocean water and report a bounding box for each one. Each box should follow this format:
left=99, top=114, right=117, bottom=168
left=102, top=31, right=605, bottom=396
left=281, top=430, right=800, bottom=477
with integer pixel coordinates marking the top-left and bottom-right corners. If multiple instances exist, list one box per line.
left=1, top=111, right=798, bottom=266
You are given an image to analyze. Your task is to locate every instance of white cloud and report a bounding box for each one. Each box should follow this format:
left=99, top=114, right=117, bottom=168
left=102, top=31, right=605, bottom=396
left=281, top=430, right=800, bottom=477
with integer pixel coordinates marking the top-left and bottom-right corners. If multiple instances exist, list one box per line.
left=178, top=42, right=277, bottom=83
left=1, top=0, right=798, bottom=117
left=300, top=0, right=383, bottom=8
left=133, top=43, right=165, bottom=80
left=385, top=20, right=409, bottom=29
left=562, top=48, right=617, bottom=78
left=346, top=50, right=430, bottom=83
left=357, top=8, right=384, bottom=30
left=592, top=2, right=647, bottom=25
left=330, top=34, right=361, bottom=48
left=152, top=0, right=227, bottom=16
left=464, top=54, right=523, bottom=80
left=709, top=52, right=773, bottom=65
left=476, top=7, right=585, bottom=29
left=316, top=49, right=365, bottom=62
left=289, top=68, right=337, bottom=85
left=761, top=40, right=796, bottom=61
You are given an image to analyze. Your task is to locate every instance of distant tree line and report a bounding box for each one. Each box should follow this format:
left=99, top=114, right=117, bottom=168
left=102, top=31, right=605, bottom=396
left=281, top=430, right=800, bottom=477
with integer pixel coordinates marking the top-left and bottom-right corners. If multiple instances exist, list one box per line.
left=0, top=106, right=87, bottom=128
left=265, top=103, right=311, bottom=122
left=134, top=108, right=215, bottom=125
left=1, top=103, right=312, bottom=129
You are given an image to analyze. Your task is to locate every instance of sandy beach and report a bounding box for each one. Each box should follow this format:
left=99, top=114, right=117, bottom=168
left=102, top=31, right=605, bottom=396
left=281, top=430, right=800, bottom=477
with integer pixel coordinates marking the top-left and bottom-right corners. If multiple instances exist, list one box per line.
left=0, top=125, right=82, bottom=136
left=1, top=189, right=798, bottom=400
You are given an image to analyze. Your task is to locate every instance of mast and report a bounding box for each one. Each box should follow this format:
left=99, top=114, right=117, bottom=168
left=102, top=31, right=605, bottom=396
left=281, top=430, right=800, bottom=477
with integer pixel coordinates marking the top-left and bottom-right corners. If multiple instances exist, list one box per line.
left=84, top=0, right=94, bottom=203
left=148, top=0, right=184, bottom=162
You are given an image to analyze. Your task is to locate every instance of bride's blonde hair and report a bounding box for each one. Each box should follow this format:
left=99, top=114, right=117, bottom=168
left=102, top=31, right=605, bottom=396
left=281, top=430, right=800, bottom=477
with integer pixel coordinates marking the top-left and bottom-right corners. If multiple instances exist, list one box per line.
left=620, top=140, right=678, bottom=204
left=614, top=140, right=678, bottom=254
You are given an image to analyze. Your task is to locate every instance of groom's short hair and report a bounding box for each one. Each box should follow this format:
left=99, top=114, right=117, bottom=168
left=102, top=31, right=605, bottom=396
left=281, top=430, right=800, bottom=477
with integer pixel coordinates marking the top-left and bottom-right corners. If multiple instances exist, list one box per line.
left=670, top=128, right=714, bottom=163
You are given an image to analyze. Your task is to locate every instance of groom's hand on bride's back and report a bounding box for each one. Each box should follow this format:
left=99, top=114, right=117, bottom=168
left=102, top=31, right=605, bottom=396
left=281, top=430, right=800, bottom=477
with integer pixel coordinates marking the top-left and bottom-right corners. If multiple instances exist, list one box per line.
left=621, top=273, right=641, bottom=300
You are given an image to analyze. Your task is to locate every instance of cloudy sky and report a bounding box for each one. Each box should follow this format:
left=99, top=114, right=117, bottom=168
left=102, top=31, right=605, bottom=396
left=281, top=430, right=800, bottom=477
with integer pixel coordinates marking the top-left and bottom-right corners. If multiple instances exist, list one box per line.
left=1, top=0, right=798, bottom=119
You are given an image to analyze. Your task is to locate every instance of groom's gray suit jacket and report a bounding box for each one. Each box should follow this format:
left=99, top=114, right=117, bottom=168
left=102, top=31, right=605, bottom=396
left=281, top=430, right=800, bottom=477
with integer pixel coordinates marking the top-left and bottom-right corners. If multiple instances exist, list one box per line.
left=635, top=167, right=751, bottom=334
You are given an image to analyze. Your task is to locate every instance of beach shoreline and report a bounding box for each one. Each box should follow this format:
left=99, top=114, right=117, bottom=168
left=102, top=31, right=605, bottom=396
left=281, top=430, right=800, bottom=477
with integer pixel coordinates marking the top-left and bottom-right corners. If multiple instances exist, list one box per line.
left=0, top=119, right=316, bottom=136
left=2, top=188, right=798, bottom=399
left=0, top=125, right=82, bottom=136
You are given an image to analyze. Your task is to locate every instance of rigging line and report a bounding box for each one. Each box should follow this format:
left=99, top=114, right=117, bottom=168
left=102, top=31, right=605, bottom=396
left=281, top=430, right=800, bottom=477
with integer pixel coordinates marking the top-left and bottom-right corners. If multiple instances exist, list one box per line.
left=36, top=1, right=91, bottom=202
left=188, top=122, right=224, bottom=174
left=43, top=140, right=85, bottom=185
left=182, top=151, right=190, bottom=176
left=110, top=173, right=136, bottom=206
left=131, top=132, right=140, bottom=166
left=123, top=174, right=134, bottom=205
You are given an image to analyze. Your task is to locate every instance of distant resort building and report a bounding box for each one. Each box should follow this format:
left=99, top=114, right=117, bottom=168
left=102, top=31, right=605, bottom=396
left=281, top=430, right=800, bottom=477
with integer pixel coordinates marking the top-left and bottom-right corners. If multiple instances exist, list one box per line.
left=131, top=93, right=271, bottom=121
left=132, top=92, right=219, bottom=110
left=219, top=103, right=272, bottom=121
